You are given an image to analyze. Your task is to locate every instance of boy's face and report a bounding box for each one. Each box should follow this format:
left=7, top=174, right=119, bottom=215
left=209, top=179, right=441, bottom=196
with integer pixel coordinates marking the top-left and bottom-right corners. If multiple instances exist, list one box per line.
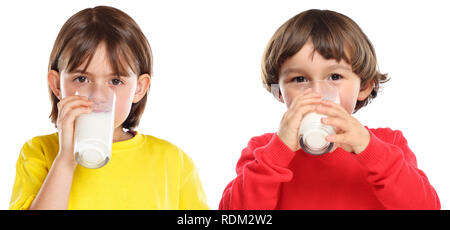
left=278, top=41, right=366, bottom=114
left=59, top=42, right=149, bottom=131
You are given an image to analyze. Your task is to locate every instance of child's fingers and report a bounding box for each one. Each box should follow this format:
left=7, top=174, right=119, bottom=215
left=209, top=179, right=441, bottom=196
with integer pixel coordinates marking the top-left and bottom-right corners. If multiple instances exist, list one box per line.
left=300, top=97, right=323, bottom=106
left=285, top=104, right=317, bottom=126
left=316, top=101, right=346, bottom=120
left=57, top=95, right=88, bottom=110
left=320, top=100, right=348, bottom=115
left=58, top=97, right=93, bottom=124
left=300, top=88, right=313, bottom=96
left=285, top=96, right=321, bottom=120
left=57, top=97, right=91, bottom=119
left=58, top=96, right=92, bottom=112
left=325, top=133, right=348, bottom=144
left=290, top=91, right=321, bottom=109
left=58, top=105, right=92, bottom=129
left=316, top=105, right=340, bottom=118
left=321, top=116, right=349, bottom=132
left=284, top=92, right=324, bottom=127
left=289, top=98, right=321, bottom=117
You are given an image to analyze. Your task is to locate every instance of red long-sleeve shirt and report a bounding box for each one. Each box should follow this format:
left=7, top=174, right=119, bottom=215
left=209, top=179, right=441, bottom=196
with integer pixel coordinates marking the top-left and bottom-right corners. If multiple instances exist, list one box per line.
left=219, top=127, right=440, bottom=210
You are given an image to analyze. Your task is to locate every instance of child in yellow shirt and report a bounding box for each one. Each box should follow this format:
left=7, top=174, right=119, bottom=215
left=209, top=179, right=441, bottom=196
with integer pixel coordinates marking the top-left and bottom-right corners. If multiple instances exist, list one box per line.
left=10, top=6, right=208, bottom=210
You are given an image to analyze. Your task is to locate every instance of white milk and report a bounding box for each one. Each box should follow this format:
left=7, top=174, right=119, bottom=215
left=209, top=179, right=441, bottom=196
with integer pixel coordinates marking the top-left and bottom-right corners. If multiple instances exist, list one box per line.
left=298, top=112, right=336, bottom=155
left=74, top=112, right=114, bottom=169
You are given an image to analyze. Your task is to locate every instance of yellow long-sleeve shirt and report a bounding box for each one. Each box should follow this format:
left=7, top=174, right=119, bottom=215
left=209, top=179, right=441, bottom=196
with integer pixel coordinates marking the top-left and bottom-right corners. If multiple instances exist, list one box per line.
left=10, top=132, right=209, bottom=210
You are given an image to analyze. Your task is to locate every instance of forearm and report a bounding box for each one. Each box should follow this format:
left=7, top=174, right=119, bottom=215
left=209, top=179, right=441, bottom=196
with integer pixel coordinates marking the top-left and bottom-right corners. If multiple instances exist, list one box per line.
left=355, top=130, right=440, bottom=209
left=220, top=134, right=295, bottom=210
left=220, top=168, right=290, bottom=210
left=28, top=154, right=76, bottom=210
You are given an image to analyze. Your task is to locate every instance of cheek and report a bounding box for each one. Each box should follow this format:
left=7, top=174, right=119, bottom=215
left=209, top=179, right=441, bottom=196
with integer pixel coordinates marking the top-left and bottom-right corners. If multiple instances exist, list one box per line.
left=113, top=88, right=135, bottom=127
left=283, top=90, right=301, bottom=108
left=60, top=74, right=77, bottom=98
left=338, top=82, right=360, bottom=114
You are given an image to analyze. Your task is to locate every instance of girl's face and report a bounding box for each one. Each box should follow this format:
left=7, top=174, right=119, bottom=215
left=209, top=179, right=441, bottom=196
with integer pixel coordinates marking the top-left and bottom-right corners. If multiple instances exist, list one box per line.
left=278, top=40, right=371, bottom=114
left=58, top=42, right=149, bottom=131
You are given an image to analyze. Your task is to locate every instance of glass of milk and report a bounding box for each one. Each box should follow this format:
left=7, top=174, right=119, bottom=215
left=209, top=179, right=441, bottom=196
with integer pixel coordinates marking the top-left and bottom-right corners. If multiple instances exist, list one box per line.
left=73, top=88, right=116, bottom=169
left=297, top=80, right=340, bottom=155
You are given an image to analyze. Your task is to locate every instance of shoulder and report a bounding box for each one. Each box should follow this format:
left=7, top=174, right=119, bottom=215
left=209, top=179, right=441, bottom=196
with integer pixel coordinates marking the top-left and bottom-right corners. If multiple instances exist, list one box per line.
left=21, top=133, right=58, bottom=152
left=32, top=132, right=58, bottom=146
left=140, top=134, right=193, bottom=163
left=366, top=127, right=407, bottom=145
left=141, top=134, right=183, bottom=152
left=141, top=134, right=199, bottom=175
left=19, top=132, right=59, bottom=166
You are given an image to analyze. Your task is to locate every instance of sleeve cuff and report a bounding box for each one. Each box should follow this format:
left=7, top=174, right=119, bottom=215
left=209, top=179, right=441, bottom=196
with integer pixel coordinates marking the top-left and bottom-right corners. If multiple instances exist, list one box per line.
left=353, top=128, right=386, bottom=167
left=258, top=133, right=296, bottom=168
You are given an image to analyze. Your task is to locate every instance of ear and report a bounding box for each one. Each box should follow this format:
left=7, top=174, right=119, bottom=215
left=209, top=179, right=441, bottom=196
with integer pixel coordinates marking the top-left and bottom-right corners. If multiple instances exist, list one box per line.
left=133, top=73, right=151, bottom=103
left=48, top=70, right=61, bottom=100
left=357, top=80, right=374, bottom=101
left=270, top=84, right=285, bottom=103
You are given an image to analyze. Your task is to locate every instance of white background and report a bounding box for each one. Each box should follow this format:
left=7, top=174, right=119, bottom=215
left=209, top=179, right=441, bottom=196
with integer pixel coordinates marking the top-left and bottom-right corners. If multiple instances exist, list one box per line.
left=0, top=0, right=449, bottom=209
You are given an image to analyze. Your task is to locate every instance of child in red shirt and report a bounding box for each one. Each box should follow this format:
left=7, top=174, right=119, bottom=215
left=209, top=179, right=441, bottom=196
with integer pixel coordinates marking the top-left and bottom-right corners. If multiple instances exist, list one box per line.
left=219, top=9, right=440, bottom=210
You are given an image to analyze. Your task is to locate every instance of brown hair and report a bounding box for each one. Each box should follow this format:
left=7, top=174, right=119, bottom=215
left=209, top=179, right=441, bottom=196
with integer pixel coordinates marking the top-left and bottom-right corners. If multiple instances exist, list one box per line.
left=48, top=6, right=152, bottom=130
left=262, top=9, right=389, bottom=112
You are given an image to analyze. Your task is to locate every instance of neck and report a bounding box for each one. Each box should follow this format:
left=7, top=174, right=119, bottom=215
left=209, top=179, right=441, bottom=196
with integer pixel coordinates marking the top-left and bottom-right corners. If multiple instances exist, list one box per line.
left=113, top=127, right=133, bottom=143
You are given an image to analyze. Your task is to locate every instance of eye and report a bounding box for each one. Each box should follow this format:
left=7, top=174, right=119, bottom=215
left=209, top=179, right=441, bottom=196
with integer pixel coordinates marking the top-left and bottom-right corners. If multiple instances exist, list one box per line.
left=74, top=75, right=88, bottom=83
left=328, top=73, right=343, bottom=81
left=110, top=78, right=124, bottom=86
left=292, top=76, right=308, bottom=83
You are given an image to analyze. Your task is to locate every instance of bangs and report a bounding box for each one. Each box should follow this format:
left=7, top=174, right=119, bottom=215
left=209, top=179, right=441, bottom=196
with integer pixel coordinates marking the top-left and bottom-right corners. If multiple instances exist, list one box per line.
left=275, top=10, right=358, bottom=74
left=308, top=19, right=355, bottom=65
left=49, top=6, right=151, bottom=77
left=58, top=32, right=138, bottom=76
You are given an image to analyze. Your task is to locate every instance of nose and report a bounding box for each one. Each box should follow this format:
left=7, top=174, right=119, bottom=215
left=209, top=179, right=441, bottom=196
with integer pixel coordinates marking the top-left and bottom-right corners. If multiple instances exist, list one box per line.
left=89, top=84, right=112, bottom=103
left=310, top=80, right=323, bottom=93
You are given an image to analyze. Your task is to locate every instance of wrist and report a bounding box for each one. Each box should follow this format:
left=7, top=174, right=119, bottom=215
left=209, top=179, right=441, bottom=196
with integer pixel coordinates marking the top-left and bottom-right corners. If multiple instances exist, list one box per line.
left=276, top=131, right=299, bottom=152
left=259, top=133, right=296, bottom=168
left=54, top=153, right=78, bottom=172
left=353, top=129, right=371, bottom=154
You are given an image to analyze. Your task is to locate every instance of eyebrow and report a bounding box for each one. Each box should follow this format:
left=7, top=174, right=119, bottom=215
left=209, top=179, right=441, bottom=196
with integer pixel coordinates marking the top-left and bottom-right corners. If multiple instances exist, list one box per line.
left=281, top=67, right=306, bottom=75
left=70, top=69, right=131, bottom=78
left=326, top=64, right=352, bottom=71
left=281, top=64, right=352, bottom=75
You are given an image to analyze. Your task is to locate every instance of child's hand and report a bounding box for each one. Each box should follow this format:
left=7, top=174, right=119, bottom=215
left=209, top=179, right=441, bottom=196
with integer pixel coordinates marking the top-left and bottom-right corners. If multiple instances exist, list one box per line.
left=56, top=95, right=93, bottom=167
left=316, top=100, right=370, bottom=154
left=277, top=88, right=322, bottom=151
